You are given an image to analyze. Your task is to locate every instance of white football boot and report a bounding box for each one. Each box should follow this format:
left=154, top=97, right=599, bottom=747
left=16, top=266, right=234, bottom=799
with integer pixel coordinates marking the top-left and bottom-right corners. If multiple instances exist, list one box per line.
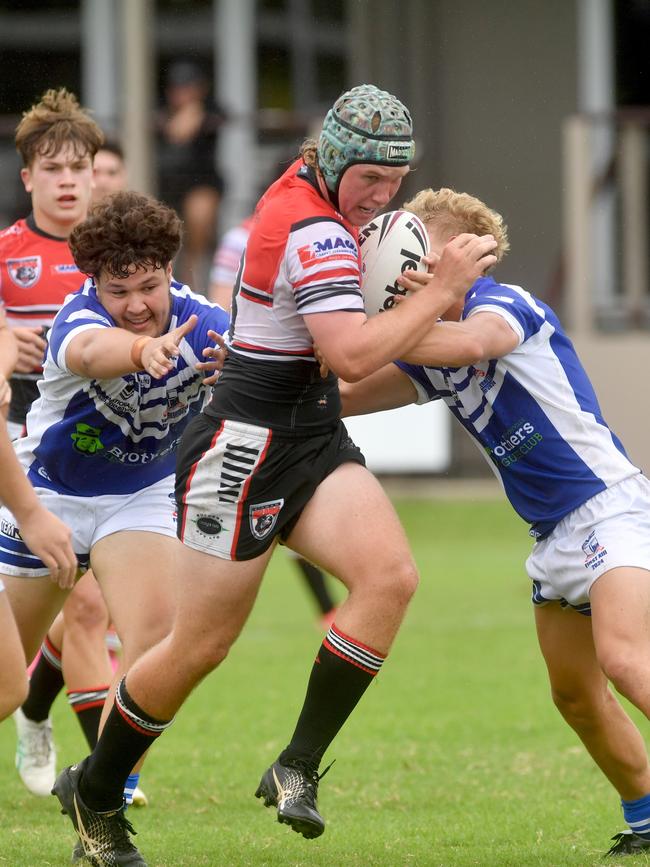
left=13, top=707, right=56, bottom=796
left=131, top=786, right=149, bottom=808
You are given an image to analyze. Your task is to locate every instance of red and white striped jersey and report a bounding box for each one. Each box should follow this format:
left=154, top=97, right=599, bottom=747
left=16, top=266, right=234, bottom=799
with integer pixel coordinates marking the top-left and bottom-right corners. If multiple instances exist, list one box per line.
left=206, top=160, right=366, bottom=433
left=0, top=215, right=82, bottom=338
left=0, top=214, right=84, bottom=425
left=228, top=160, right=365, bottom=363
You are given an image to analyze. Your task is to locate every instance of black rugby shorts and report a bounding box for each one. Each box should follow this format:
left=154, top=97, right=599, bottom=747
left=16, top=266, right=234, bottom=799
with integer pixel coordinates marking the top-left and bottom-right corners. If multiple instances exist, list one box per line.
left=175, top=413, right=365, bottom=561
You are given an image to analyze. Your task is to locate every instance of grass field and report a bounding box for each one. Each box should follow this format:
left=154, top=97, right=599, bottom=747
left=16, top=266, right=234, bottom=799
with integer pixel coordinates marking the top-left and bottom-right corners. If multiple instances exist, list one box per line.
left=0, top=495, right=647, bottom=866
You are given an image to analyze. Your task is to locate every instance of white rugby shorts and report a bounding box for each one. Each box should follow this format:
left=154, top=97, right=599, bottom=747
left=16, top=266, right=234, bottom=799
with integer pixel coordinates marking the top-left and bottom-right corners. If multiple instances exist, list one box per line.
left=527, top=473, right=650, bottom=612
left=7, top=420, right=23, bottom=441
left=0, top=474, right=177, bottom=578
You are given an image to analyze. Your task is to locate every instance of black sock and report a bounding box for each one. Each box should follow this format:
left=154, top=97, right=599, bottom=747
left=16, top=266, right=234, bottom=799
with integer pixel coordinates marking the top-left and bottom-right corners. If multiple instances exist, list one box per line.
left=279, top=625, right=385, bottom=771
left=22, top=634, right=63, bottom=722
left=67, top=686, right=109, bottom=748
left=296, top=558, right=336, bottom=615
left=80, top=677, right=173, bottom=812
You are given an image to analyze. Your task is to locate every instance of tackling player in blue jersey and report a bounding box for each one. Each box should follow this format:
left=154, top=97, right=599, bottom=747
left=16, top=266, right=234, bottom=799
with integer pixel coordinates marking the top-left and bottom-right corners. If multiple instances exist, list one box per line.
left=0, top=190, right=228, bottom=864
left=339, top=186, right=650, bottom=859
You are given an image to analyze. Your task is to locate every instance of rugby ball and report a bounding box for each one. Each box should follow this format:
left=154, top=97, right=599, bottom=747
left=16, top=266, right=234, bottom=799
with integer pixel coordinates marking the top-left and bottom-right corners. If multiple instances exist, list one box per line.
left=358, top=210, right=430, bottom=317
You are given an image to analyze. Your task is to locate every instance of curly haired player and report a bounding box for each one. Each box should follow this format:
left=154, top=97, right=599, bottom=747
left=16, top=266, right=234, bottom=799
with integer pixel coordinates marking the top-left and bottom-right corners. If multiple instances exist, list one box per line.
left=0, top=191, right=228, bottom=865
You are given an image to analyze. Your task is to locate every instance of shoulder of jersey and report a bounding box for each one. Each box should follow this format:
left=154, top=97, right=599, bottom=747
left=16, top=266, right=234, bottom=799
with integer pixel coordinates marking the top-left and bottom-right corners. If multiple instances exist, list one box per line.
left=0, top=220, right=26, bottom=244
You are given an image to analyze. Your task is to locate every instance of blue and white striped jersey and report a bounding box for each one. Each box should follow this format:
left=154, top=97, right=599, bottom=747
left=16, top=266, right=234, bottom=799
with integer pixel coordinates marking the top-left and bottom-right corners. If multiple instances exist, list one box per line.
left=397, top=276, right=639, bottom=534
left=15, top=278, right=229, bottom=496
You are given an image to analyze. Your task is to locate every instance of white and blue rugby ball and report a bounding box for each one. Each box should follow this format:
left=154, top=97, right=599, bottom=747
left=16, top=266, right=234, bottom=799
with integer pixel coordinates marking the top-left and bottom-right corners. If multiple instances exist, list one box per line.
left=358, top=210, right=430, bottom=317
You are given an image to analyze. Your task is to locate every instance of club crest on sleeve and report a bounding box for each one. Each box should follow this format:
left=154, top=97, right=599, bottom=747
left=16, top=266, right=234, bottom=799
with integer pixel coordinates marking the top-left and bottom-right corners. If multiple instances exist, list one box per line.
left=7, top=256, right=42, bottom=288
left=249, top=499, right=284, bottom=540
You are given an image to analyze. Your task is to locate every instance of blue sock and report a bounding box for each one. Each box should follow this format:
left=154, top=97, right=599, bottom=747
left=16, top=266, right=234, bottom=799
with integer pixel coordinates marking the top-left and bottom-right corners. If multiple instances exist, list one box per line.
left=622, top=793, right=650, bottom=838
left=123, top=772, right=140, bottom=808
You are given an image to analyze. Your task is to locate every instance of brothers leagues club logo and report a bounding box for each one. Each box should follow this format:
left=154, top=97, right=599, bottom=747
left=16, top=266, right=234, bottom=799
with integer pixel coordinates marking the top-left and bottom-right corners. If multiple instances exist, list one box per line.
left=71, top=423, right=105, bottom=455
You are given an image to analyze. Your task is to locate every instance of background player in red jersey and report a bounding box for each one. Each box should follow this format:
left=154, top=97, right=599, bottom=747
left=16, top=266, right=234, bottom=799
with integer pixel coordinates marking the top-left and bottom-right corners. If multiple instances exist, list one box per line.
left=0, top=89, right=129, bottom=800
left=0, top=88, right=99, bottom=438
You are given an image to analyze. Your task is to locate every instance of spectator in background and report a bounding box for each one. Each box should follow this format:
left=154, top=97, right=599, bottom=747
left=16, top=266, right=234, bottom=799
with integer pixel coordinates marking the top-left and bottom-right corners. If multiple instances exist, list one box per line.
left=209, top=213, right=339, bottom=629
left=92, top=139, right=128, bottom=203
left=156, top=60, right=225, bottom=292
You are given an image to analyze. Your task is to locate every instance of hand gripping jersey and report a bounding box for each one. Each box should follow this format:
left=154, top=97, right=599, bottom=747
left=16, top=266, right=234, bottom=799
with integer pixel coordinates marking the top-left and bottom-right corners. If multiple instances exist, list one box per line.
left=205, top=160, right=366, bottom=434
left=15, top=279, right=229, bottom=496
left=397, top=277, right=639, bottom=536
left=0, top=215, right=84, bottom=424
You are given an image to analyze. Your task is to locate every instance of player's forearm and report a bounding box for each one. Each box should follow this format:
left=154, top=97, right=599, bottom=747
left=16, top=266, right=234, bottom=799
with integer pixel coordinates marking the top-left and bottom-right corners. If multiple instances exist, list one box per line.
left=66, top=328, right=148, bottom=378
left=0, top=324, right=18, bottom=377
left=398, top=321, right=486, bottom=367
left=339, top=365, right=417, bottom=417
left=0, top=417, right=40, bottom=521
left=330, top=284, right=458, bottom=382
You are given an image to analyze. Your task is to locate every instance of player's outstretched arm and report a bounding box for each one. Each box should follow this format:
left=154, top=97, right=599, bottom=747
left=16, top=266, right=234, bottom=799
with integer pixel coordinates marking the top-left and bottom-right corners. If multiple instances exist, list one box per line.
left=399, top=311, right=520, bottom=366
left=0, top=417, right=77, bottom=588
left=66, top=315, right=199, bottom=379
left=339, top=364, right=417, bottom=418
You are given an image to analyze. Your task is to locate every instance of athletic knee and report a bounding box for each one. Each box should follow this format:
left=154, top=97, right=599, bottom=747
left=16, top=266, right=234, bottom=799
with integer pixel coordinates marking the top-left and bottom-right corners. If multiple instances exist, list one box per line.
left=377, top=557, right=419, bottom=606
left=598, top=649, right=636, bottom=696
left=0, top=672, right=28, bottom=721
left=177, top=632, right=232, bottom=679
left=117, top=602, right=175, bottom=665
left=119, top=621, right=172, bottom=667
left=550, top=683, right=605, bottom=729
left=63, top=590, right=109, bottom=634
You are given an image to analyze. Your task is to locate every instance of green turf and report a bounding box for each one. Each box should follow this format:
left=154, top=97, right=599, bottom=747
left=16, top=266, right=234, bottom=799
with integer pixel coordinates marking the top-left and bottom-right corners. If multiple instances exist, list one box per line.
left=0, top=497, right=647, bottom=865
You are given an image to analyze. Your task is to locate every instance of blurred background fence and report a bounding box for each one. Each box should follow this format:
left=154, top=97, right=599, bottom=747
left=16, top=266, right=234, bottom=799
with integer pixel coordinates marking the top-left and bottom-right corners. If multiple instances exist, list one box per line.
left=0, top=0, right=647, bottom=473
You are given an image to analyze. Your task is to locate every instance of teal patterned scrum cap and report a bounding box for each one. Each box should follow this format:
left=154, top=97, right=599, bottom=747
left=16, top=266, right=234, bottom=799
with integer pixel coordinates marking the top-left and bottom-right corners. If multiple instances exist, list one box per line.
left=318, top=84, right=415, bottom=194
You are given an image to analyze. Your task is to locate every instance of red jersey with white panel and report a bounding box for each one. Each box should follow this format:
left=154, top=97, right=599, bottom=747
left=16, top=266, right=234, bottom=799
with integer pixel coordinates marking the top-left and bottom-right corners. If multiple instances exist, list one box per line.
left=205, top=160, right=365, bottom=434
left=0, top=214, right=83, bottom=424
